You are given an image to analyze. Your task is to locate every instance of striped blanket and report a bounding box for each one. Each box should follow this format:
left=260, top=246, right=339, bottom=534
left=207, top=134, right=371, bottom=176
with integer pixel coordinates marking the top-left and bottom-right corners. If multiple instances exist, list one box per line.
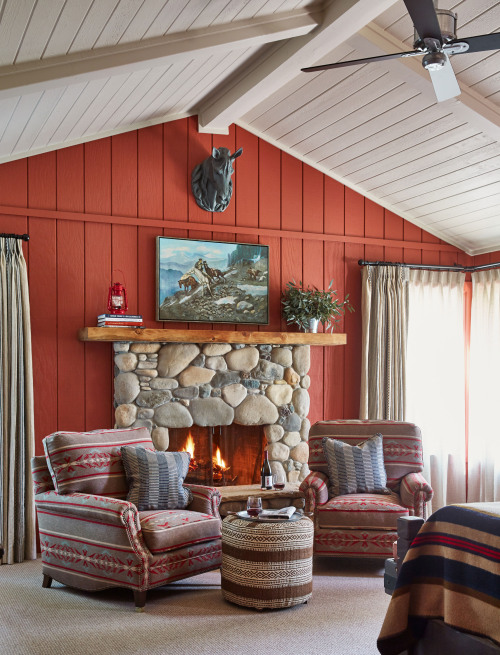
left=378, top=502, right=500, bottom=655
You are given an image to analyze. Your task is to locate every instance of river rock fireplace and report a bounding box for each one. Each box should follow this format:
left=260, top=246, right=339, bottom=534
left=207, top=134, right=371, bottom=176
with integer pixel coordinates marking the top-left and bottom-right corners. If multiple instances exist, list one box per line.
left=112, top=341, right=312, bottom=484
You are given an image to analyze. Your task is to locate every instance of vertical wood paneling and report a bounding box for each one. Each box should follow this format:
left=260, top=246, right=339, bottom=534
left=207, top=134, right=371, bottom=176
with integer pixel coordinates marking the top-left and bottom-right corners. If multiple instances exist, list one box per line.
left=111, top=132, right=138, bottom=315
left=84, top=140, right=112, bottom=430
left=364, top=199, right=384, bottom=262
left=262, top=235, right=281, bottom=330
left=345, top=188, right=364, bottom=237
left=0, top=118, right=472, bottom=454
left=259, top=139, right=281, bottom=330
left=164, top=119, right=188, bottom=220
left=28, top=153, right=57, bottom=450
left=212, top=124, right=237, bottom=330
left=138, top=124, right=163, bottom=220
left=303, top=164, right=325, bottom=422
left=163, top=119, right=189, bottom=329
left=56, top=145, right=85, bottom=433
left=303, top=166, right=323, bottom=234
left=403, top=220, right=422, bottom=265
left=344, top=242, right=363, bottom=418
left=281, top=153, right=302, bottom=233
left=259, top=139, right=280, bottom=232
left=303, top=239, right=324, bottom=423
left=323, top=241, right=345, bottom=419
left=0, top=158, right=28, bottom=260
left=324, top=177, right=344, bottom=235
left=187, top=116, right=212, bottom=329
left=384, top=210, right=404, bottom=262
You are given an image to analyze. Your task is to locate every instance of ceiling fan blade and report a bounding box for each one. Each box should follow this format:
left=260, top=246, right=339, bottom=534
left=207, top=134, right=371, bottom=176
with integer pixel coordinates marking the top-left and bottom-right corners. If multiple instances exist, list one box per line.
left=301, top=50, right=422, bottom=73
left=404, top=0, right=442, bottom=41
left=428, top=54, right=460, bottom=102
left=449, top=33, right=500, bottom=54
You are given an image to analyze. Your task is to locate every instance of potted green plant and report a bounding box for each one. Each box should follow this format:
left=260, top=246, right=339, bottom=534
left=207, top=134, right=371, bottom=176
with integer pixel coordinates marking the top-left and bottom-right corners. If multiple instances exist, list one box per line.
left=281, top=280, right=353, bottom=332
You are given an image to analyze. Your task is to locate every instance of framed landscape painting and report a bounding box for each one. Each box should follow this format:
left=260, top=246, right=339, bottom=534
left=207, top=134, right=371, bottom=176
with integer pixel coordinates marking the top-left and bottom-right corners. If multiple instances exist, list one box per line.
left=156, top=237, right=269, bottom=325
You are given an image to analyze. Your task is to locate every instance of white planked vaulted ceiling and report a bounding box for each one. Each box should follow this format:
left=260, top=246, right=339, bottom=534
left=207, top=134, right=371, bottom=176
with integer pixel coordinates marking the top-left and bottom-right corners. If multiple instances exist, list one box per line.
left=0, top=0, right=499, bottom=255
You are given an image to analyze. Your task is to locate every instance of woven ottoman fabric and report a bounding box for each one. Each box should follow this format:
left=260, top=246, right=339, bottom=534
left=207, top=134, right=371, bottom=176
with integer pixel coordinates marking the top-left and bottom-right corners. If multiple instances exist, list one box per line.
left=221, top=514, right=313, bottom=610
left=139, top=509, right=222, bottom=554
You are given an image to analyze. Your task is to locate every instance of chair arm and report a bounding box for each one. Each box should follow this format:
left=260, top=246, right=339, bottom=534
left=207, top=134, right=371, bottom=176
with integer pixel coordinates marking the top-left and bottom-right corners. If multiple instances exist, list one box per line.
left=299, top=471, right=329, bottom=513
left=35, top=489, right=140, bottom=527
left=185, top=484, right=221, bottom=519
left=34, top=490, right=146, bottom=554
left=399, top=472, right=433, bottom=518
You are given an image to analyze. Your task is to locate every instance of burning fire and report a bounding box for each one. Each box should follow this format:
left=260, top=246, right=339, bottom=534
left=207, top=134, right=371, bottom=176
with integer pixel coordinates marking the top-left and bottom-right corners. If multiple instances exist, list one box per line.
left=213, top=447, right=227, bottom=470
left=180, top=431, right=230, bottom=482
left=182, top=432, right=195, bottom=458
left=182, top=432, right=197, bottom=471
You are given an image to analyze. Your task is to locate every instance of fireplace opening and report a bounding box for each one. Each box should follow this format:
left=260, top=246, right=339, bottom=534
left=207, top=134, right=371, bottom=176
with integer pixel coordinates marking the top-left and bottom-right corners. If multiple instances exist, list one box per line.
left=168, top=425, right=266, bottom=487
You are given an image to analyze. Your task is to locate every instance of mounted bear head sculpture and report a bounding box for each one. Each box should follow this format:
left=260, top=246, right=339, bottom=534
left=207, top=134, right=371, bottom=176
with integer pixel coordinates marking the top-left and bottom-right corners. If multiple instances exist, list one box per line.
left=191, top=146, right=243, bottom=212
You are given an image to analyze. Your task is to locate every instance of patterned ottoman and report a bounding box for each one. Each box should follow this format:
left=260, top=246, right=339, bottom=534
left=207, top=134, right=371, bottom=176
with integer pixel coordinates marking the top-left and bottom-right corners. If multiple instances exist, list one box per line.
left=221, top=513, right=314, bottom=610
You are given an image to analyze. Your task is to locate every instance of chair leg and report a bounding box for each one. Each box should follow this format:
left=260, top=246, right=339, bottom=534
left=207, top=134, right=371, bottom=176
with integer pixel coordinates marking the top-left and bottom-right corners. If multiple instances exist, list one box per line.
left=134, top=590, right=147, bottom=611
left=42, top=574, right=53, bottom=588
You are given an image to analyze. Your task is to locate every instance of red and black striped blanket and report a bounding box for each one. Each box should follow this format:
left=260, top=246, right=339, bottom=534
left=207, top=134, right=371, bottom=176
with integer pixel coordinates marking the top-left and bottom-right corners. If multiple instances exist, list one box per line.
left=377, top=502, right=500, bottom=655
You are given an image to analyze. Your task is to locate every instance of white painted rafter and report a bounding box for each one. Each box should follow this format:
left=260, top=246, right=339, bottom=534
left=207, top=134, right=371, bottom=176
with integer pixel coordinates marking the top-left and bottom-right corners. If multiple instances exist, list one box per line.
left=197, top=0, right=400, bottom=134
left=0, top=9, right=319, bottom=101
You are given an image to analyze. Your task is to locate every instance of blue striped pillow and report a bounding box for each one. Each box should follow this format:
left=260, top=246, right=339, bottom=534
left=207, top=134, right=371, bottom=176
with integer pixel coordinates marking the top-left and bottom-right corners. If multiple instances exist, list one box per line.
left=322, top=434, right=388, bottom=496
left=120, top=447, right=192, bottom=510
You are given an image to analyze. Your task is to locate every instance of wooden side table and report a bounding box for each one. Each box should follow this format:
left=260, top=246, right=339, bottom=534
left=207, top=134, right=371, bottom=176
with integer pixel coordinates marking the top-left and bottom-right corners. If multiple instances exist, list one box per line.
left=218, top=483, right=305, bottom=517
left=221, top=513, right=313, bottom=610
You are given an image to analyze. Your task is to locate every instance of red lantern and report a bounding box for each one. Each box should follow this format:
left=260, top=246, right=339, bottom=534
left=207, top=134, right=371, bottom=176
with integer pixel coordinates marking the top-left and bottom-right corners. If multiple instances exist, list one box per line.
left=107, top=279, right=128, bottom=315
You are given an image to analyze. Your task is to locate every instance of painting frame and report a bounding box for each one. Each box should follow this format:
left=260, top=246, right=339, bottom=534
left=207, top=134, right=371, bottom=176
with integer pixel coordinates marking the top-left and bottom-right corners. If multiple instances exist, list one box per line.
left=156, top=236, right=269, bottom=325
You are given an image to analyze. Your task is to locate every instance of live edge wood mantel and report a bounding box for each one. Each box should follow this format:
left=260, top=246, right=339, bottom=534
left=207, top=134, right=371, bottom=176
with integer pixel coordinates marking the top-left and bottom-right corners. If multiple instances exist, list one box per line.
left=78, top=327, right=347, bottom=346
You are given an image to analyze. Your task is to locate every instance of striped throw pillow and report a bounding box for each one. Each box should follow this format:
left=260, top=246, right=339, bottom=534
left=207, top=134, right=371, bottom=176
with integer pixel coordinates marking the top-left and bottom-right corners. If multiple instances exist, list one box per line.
left=322, top=434, right=388, bottom=497
left=42, top=428, right=155, bottom=497
left=120, top=447, right=193, bottom=511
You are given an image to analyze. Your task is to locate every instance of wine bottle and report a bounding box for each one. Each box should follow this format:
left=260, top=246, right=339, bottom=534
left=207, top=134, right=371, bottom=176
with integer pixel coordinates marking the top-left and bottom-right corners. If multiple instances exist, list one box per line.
left=261, top=449, right=273, bottom=490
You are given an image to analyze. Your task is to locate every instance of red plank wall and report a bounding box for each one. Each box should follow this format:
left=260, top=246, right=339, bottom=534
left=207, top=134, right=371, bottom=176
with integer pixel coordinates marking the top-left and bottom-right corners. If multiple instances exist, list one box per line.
left=0, top=117, right=471, bottom=456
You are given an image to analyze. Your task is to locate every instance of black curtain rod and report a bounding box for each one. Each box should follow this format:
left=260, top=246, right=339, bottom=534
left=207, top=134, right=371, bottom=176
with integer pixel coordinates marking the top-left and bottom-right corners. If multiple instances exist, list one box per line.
left=358, top=259, right=500, bottom=273
left=0, top=233, right=29, bottom=241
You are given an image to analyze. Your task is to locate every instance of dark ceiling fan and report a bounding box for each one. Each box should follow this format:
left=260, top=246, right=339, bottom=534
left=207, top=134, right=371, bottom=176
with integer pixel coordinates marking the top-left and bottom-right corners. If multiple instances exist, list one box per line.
left=302, top=0, right=500, bottom=102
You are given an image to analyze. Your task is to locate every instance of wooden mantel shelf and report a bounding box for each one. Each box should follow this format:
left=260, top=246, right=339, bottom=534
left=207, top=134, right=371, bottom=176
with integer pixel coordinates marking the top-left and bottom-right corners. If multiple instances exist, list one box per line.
left=78, top=327, right=347, bottom=346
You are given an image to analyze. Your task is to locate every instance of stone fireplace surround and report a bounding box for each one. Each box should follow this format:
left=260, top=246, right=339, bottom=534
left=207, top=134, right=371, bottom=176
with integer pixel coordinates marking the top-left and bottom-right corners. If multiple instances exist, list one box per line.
left=113, top=341, right=312, bottom=483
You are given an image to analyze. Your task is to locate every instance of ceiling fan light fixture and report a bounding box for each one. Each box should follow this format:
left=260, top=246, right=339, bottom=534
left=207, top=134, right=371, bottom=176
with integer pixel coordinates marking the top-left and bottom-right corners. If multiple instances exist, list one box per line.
left=436, top=8, right=457, bottom=42
left=413, top=5, right=457, bottom=48
left=422, top=50, right=447, bottom=71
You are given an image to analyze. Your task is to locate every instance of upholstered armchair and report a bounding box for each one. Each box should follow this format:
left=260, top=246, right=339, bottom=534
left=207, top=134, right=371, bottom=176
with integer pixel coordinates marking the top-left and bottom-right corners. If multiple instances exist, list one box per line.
left=300, top=420, right=433, bottom=558
left=31, top=427, right=222, bottom=609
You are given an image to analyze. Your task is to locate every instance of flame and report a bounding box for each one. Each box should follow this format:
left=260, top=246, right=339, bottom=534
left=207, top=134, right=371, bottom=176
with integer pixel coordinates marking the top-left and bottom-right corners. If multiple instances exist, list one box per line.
left=182, top=432, right=195, bottom=458
left=213, top=447, right=227, bottom=470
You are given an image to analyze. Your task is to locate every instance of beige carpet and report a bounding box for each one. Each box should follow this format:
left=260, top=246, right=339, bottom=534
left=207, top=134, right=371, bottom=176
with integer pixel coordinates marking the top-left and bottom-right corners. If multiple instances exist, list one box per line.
left=0, top=558, right=390, bottom=655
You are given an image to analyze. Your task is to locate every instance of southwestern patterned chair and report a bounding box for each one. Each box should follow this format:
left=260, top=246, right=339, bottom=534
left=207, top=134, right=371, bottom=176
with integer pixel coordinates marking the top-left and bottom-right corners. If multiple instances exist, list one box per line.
left=299, top=420, right=433, bottom=559
left=31, top=427, right=222, bottom=610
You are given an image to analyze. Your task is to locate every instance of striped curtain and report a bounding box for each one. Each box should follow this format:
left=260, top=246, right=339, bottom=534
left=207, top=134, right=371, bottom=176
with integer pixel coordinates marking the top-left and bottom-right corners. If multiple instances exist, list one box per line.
left=0, top=237, right=36, bottom=563
left=360, top=265, right=409, bottom=420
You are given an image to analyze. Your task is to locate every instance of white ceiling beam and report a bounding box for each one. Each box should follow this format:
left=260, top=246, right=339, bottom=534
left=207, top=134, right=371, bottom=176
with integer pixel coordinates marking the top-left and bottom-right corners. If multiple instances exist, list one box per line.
left=0, top=9, right=318, bottom=101
left=358, top=22, right=500, bottom=142
left=197, top=0, right=399, bottom=134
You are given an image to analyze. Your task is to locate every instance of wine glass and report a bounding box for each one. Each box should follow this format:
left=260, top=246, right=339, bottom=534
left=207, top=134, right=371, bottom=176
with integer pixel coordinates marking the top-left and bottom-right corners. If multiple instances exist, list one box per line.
left=273, top=472, right=286, bottom=490
left=246, top=496, right=263, bottom=517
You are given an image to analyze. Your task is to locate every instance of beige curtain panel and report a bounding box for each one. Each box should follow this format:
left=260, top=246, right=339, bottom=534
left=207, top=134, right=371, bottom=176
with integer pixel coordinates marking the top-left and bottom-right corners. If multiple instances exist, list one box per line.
left=0, top=237, right=36, bottom=563
left=360, top=265, right=409, bottom=421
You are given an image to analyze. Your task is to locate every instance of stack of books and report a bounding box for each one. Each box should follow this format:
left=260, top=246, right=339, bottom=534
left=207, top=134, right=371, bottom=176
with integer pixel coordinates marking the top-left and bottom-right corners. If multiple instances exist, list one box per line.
left=97, top=314, right=144, bottom=328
